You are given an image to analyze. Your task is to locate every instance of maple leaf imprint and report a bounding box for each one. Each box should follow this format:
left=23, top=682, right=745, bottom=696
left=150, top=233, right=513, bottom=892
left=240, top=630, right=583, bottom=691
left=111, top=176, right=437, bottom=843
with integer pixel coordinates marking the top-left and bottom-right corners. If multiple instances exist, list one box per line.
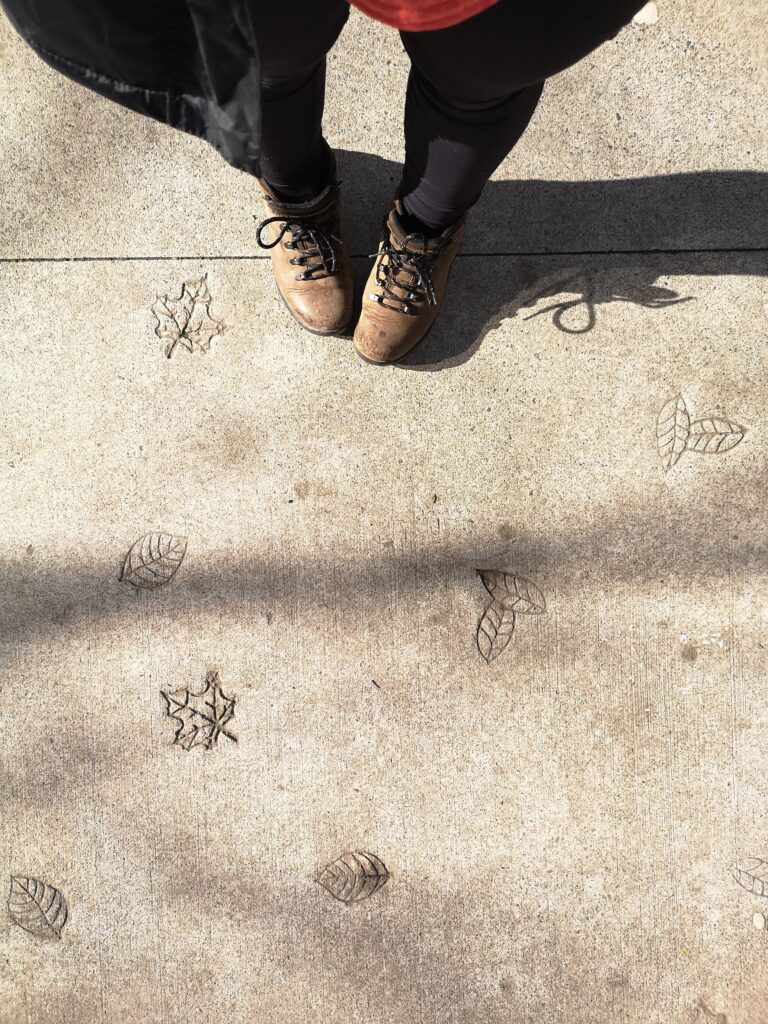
left=152, top=273, right=225, bottom=358
left=161, top=671, right=237, bottom=751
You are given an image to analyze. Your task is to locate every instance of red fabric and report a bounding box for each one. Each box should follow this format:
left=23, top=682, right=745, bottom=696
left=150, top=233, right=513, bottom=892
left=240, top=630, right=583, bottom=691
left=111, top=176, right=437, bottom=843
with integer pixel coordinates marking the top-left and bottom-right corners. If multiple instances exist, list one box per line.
left=349, top=0, right=499, bottom=31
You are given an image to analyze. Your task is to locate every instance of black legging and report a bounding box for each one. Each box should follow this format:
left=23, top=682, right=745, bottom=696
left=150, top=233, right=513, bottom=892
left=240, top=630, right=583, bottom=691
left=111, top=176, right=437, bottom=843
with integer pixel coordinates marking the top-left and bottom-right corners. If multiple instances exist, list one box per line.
left=254, top=0, right=646, bottom=230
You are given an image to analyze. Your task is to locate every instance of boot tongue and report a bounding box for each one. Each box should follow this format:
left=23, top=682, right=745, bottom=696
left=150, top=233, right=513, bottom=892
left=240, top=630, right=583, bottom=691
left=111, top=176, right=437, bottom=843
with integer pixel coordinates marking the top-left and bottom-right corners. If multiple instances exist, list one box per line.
left=388, top=202, right=441, bottom=255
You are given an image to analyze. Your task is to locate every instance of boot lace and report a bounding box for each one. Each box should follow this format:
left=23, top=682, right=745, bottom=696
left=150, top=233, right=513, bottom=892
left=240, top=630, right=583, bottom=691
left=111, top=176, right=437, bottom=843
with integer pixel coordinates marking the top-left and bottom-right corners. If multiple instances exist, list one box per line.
left=255, top=214, right=340, bottom=280
left=366, top=227, right=449, bottom=315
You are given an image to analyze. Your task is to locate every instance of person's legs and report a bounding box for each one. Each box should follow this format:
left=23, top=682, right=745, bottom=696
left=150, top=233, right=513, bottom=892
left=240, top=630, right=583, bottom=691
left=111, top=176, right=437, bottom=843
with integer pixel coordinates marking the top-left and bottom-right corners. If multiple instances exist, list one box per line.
left=398, top=0, right=647, bottom=233
left=249, top=1, right=350, bottom=201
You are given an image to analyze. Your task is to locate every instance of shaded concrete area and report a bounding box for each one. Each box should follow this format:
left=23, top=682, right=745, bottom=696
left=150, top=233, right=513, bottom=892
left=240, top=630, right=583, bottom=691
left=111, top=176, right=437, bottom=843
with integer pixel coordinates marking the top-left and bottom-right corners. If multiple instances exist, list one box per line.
left=1, top=2, right=768, bottom=1023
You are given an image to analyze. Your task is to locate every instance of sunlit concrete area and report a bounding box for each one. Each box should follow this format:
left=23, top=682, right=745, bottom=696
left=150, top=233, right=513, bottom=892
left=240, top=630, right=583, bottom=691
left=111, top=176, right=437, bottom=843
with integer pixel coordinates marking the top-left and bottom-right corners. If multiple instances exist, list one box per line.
left=1, top=4, right=767, bottom=1023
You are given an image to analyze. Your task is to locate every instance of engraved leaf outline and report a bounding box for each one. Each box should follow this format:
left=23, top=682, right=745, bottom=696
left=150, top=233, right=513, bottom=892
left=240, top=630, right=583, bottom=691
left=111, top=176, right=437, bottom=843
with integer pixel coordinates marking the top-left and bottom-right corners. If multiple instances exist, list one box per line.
left=477, top=570, right=546, bottom=614
left=695, top=1001, right=727, bottom=1024
left=161, top=671, right=237, bottom=752
left=477, top=599, right=516, bottom=664
left=152, top=273, right=225, bottom=358
left=657, top=393, right=690, bottom=470
left=8, top=876, right=68, bottom=938
left=730, top=857, right=768, bottom=897
left=316, top=851, right=389, bottom=904
left=120, top=532, right=188, bottom=590
left=686, top=417, right=747, bottom=454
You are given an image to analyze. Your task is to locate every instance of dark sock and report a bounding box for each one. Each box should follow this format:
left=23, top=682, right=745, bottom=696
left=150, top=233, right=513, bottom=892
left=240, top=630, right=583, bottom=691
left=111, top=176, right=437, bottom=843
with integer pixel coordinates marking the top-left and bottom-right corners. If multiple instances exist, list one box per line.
left=399, top=198, right=443, bottom=238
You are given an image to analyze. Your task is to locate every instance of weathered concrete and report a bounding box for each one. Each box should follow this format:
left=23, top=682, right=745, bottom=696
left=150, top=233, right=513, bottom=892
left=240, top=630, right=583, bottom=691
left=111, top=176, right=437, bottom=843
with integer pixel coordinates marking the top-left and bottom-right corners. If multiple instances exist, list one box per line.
left=1, top=1, right=767, bottom=1022
left=1, top=254, right=768, bottom=1023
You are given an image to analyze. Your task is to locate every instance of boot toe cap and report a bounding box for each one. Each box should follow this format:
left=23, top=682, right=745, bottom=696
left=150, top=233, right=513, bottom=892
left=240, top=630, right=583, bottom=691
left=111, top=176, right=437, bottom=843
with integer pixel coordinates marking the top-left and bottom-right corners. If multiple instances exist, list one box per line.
left=283, top=285, right=354, bottom=335
left=353, top=322, right=413, bottom=364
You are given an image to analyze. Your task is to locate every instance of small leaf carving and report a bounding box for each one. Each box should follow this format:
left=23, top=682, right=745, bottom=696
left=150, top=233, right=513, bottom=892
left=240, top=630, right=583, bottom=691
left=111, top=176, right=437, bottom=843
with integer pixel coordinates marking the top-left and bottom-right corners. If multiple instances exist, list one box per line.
left=686, top=418, right=746, bottom=454
left=695, top=1001, right=727, bottom=1024
left=475, top=569, right=545, bottom=663
left=152, top=274, right=224, bottom=358
left=317, top=851, right=389, bottom=904
left=120, top=532, right=188, bottom=589
left=478, top=570, right=546, bottom=614
left=657, top=393, right=690, bottom=469
left=8, top=877, right=68, bottom=938
left=477, top=599, right=516, bottom=663
left=731, top=857, right=768, bottom=897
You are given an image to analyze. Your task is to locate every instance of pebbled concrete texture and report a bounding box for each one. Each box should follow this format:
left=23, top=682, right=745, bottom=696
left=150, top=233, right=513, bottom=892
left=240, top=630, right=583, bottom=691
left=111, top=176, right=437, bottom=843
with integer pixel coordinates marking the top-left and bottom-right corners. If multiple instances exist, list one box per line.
left=1, top=2, right=768, bottom=1023
left=1, top=255, right=768, bottom=1023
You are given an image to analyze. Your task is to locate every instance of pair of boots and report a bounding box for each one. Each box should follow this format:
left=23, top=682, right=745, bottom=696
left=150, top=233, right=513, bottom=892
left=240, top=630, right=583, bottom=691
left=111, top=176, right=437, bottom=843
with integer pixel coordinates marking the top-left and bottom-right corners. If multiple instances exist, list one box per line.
left=254, top=150, right=466, bottom=364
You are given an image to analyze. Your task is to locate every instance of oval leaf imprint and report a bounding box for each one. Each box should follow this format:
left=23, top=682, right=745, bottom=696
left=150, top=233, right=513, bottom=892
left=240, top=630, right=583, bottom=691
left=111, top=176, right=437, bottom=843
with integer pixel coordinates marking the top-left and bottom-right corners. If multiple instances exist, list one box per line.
left=120, top=532, right=188, bottom=589
left=731, top=858, right=768, bottom=897
left=317, top=851, right=389, bottom=904
left=686, top=418, right=746, bottom=454
left=8, top=877, right=68, bottom=938
left=477, top=599, right=516, bottom=664
left=478, top=570, right=546, bottom=614
left=657, top=393, right=690, bottom=469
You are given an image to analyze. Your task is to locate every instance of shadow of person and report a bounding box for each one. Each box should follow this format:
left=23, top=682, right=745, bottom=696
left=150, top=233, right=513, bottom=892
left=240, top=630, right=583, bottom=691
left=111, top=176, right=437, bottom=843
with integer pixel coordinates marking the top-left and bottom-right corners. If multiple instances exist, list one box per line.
left=334, top=154, right=767, bottom=369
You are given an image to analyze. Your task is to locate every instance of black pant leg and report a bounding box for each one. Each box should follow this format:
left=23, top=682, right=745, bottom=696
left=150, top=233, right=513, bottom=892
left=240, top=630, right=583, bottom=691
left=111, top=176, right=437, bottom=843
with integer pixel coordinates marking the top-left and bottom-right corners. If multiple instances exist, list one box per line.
left=399, top=0, right=647, bottom=230
left=251, top=1, right=350, bottom=197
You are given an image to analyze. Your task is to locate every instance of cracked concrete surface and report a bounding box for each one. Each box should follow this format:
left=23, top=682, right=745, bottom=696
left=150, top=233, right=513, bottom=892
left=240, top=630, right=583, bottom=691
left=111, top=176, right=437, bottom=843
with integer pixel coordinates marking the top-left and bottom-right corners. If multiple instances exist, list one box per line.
left=1, top=4, right=767, bottom=1023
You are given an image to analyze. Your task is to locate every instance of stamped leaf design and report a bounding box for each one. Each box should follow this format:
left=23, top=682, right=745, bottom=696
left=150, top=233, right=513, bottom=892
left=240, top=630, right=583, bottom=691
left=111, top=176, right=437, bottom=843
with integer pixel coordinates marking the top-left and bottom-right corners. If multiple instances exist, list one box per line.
left=161, top=671, right=237, bottom=751
left=686, top=417, right=746, bottom=454
left=478, top=570, right=546, bottom=614
left=152, top=273, right=225, bottom=358
left=657, top=393, right=690, bottom=469
left=695, top=1001, right=727, bottom=1024
left=476, top=569, right=545, bottom=663
left=120, top=532, right=188, bottom=589
left=317, top=851, right=389, bottom=904
left=731, top=857, right=768, bottom=897
left=8, top=877, right=68, bottom=938
left=477, top=600, right=516, bottom=664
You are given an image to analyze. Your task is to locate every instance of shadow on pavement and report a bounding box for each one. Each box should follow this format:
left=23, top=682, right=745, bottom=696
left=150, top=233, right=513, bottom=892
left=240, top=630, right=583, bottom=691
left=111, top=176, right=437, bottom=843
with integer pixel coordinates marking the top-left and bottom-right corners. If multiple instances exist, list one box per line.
left=336, top=155, right=767, bottom=368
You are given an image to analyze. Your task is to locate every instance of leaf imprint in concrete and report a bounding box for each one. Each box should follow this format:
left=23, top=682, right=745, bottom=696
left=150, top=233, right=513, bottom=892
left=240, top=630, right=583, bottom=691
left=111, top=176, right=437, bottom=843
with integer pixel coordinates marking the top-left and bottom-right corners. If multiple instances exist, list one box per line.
left=476, top=570, right=546, bottom=664
left=152, top=273, right=225, bottom=358
left=695, top=999, right=728, bottom=1024
left=657, top=393, right=747, bottom=471
left=730, top=857, right=768, bottom=897
left=120, top=532, right=188, bottom=589
left=316, top=851, right=389, bottom=904
left=161, top=671, right=237, bottom=752
left=7, top=876, right=68, bottom=939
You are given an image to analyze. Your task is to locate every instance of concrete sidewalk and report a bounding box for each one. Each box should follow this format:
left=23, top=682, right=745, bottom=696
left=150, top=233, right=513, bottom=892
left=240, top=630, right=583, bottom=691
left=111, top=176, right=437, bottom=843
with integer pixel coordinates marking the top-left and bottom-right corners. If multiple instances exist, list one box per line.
left=1, top=5, right=767, bottom=1023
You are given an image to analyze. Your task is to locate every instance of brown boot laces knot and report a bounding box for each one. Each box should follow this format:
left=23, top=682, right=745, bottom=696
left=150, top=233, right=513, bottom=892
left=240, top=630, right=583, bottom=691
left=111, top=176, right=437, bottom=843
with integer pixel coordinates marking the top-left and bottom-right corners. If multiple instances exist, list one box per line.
left=366, top=231, right=450, bottom=315
left=255, top=215, right=340, bottom=280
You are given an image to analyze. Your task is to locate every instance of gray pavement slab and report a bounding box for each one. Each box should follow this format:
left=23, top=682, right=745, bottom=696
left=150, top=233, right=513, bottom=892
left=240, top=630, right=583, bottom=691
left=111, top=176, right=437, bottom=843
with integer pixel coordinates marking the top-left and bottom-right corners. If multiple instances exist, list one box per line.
left=2, top=0, right=767, bottom=1019
left=1, top=254, right=767, bottom=1022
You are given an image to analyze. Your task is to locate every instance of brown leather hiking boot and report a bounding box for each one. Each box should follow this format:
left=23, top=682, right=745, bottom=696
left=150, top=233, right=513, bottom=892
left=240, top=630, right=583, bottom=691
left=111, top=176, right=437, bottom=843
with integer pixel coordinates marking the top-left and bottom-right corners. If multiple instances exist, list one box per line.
left=353, top=189, right=467, bottom=364
left=255, top=155, right=354, bottom=336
